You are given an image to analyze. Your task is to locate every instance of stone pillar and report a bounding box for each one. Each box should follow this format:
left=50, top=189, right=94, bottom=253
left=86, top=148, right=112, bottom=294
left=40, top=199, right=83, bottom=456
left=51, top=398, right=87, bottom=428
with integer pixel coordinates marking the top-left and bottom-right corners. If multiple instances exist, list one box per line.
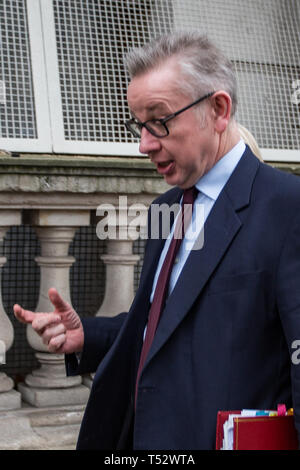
left=83, top=200, right=143, bottom=387
left=95, top=197, right=145, bottom=317
left=96, top=239, right=140, bottom=318
left=0, top=210, right=22, bottom=410
left=18, top=210, right=90, bottom=407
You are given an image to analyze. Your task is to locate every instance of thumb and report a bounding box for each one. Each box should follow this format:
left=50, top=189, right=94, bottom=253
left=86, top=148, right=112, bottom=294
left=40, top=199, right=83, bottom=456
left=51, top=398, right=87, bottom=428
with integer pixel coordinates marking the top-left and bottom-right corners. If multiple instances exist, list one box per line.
left=47, top=287, right=80, bottom=330
left=48, top=287, right=70, bottom=313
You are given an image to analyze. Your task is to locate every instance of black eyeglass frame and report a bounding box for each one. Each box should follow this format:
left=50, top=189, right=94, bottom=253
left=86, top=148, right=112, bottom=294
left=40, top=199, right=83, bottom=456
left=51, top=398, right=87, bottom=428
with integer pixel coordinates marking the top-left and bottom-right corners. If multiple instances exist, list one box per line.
left=125, top=91, right=215, bottom=138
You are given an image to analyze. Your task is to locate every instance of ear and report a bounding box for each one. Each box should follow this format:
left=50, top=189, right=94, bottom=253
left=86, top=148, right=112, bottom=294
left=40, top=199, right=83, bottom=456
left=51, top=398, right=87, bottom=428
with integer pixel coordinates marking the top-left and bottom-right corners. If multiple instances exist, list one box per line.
left=210, top=91, right=232, bottom=133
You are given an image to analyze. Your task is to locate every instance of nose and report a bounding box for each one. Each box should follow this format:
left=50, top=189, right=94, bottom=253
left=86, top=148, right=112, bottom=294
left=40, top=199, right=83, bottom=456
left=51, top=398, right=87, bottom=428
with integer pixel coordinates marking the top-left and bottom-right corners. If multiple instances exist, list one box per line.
left=139, top=127, right=162, bottom=155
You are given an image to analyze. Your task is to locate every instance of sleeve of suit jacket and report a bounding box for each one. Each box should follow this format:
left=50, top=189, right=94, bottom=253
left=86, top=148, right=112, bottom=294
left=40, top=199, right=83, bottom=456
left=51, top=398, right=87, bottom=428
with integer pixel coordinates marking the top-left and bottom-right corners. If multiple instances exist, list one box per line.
left=65, top=312, right=127, bottom=376
left=64, top=198, right=158, bottom=378
left=276, top=210, right=300, bottom=441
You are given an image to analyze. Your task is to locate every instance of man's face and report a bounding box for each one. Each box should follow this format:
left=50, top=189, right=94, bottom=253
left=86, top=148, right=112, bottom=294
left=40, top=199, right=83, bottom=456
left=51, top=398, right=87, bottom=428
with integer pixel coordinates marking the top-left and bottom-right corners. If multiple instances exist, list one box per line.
left=127, top=62, right=220, bottom=189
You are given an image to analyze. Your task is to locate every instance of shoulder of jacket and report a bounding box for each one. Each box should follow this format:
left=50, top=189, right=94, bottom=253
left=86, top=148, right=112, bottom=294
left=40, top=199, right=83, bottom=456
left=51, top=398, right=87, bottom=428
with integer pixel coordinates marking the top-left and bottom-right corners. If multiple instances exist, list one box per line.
left=151, top=186, right=182, bottom=206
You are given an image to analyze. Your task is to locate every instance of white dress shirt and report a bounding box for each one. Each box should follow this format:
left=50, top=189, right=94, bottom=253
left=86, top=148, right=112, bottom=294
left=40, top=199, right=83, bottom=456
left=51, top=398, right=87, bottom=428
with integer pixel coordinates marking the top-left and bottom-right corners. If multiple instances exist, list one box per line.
left=150, top=139, right=246, bottom=302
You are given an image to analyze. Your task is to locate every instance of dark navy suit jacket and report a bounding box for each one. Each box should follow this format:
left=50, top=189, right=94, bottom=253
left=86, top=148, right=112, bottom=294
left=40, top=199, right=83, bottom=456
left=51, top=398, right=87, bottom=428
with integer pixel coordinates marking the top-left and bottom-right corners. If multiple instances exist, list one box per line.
left=66, top=146, right=300, bottom=449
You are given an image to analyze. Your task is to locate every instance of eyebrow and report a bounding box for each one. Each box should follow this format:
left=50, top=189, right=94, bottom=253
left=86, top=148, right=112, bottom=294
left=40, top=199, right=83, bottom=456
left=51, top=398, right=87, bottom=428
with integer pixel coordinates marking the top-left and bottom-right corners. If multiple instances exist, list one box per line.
left=147, top=103, right=169, bottom=114
left=130, top=103, right=170, bottom=121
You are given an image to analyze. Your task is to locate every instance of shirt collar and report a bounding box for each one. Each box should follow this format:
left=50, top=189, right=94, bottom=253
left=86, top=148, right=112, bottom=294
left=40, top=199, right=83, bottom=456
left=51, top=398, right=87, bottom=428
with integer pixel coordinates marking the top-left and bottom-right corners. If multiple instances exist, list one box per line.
left=195, top=139, right=246, bottom=201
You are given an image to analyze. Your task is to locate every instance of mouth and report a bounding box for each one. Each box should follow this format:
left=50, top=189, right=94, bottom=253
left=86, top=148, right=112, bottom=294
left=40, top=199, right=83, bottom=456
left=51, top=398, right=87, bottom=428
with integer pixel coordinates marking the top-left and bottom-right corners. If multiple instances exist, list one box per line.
left=155, top=160, right=175, bottom=176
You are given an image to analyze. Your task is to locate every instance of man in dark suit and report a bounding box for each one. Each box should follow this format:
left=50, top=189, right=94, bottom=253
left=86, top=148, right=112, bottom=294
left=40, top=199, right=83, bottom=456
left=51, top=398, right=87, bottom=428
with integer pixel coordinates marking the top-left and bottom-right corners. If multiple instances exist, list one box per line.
left=14, top=31, right=300, bottom=450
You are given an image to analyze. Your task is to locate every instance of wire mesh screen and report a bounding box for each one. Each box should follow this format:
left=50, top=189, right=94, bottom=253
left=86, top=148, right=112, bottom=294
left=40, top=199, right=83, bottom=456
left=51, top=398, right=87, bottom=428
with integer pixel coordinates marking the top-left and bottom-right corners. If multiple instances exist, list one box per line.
left=1, top=224, right=40, bottom=380
left=174, top=0, right=300, bottom=150
left=52, top=0, right=299, bottom=151
left=1, top=0, right=298, bottom=153
left=0, top=0, right=37, bottom=139
left=52, top=0, right=173, bottom=143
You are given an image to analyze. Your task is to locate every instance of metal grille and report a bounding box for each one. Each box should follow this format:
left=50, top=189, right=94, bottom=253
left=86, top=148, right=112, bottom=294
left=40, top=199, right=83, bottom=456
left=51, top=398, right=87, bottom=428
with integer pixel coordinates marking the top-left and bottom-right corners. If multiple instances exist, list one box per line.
left=1, top=223, right=40, bottom=379
left=51, top=0, right=299, bottom=153
left=0, top=0, right=37, bottom=139
left=52, top=0, right=173, bottom=143
left=174, top=0, right=300, bottom=151
left=1, top=0, right=299, bottom=156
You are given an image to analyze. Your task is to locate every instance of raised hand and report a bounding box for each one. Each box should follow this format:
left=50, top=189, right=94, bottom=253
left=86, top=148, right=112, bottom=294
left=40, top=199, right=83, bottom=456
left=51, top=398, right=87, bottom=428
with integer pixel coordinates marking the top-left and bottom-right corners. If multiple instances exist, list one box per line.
left=13, top=288, right=84, bottom=354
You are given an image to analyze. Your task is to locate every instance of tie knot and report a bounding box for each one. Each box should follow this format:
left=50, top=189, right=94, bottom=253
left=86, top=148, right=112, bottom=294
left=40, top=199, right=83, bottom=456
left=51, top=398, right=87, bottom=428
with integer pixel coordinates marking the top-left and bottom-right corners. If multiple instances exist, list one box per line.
left=182, top=186, right=198, bottom=205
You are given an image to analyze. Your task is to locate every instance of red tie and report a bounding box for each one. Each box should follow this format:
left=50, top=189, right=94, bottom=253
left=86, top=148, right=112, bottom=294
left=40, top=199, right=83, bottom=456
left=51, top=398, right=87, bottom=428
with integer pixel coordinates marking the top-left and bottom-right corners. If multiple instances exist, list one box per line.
left=135, top=186, right=198, bottom=408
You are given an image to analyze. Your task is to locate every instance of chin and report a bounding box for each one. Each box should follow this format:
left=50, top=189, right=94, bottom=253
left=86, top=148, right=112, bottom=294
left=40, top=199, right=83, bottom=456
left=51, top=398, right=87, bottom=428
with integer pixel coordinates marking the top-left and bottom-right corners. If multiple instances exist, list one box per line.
left=164, top=173, right=181, bottom=187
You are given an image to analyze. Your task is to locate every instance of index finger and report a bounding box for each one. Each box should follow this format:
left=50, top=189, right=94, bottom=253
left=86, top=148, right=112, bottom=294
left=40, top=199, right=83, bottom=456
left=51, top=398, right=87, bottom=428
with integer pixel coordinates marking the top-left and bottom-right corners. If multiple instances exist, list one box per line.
left=13, top=304, right=35, bottom=324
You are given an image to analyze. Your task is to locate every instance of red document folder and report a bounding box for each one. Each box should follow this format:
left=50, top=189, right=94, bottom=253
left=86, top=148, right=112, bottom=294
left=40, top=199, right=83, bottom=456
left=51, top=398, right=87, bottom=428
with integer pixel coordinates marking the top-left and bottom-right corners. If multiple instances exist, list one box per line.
left=216, top=410, right=298, bottom=450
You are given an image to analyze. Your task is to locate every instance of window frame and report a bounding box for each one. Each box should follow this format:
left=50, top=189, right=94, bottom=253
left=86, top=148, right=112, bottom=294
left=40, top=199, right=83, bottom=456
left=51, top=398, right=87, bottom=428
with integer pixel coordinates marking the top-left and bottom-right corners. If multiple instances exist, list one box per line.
left=0, top=0, right=299, bottom=162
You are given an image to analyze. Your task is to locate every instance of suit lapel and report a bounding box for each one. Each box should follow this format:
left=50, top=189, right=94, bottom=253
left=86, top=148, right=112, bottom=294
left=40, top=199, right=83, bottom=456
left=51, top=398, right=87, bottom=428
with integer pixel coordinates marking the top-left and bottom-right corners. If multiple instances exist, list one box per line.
left=144, top=146, right=260, bottom=367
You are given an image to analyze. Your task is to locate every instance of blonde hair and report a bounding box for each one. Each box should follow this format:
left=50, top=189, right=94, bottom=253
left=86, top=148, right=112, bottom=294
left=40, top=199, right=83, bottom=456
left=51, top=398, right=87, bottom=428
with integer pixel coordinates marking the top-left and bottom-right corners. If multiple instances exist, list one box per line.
left=238, top=124, right=263, bottom=161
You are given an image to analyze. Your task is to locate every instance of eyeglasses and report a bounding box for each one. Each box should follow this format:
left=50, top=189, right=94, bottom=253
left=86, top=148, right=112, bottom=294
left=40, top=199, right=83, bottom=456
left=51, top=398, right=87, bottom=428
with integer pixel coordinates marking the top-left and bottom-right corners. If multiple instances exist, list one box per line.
left=125, top=91, right=214, bottom=139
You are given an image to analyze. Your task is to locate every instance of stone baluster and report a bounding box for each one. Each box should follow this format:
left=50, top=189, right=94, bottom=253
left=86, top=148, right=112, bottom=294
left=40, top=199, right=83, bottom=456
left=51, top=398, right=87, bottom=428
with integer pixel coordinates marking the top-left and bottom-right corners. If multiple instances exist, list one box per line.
left=0, top=210, right=22, bottom=410
left=18, top=210, right=90, bottom=407
left=96, top=196, right=148, bottom=317
left=96, top=239, right=140, bottom=318
left=83, top=197, right=145, bottom=387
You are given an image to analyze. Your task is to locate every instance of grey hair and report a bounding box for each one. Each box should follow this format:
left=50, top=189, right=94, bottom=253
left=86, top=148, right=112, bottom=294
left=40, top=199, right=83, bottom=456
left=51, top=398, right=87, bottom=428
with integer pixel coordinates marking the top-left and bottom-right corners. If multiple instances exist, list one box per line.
left=125, top=30, right=238, bottom=116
